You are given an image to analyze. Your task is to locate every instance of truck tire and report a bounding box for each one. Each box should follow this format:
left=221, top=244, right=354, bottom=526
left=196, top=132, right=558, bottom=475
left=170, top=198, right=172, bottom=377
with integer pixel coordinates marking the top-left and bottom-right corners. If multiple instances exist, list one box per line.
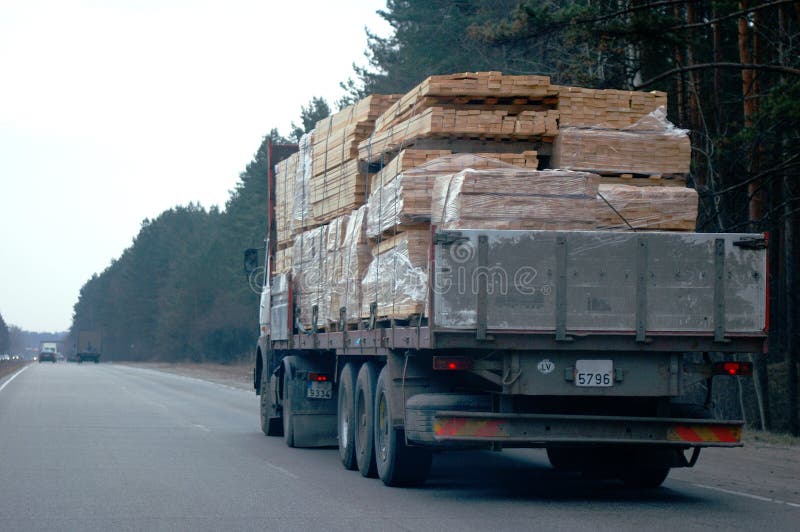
left=546, top=448, right=578, bottom=471
left=260, top=364, right=283, bottom=437
left=354, top=361, right=379, bottom=477
left=337, top=363, right=358, bottom=470
left=283, top=367, right=295, bottom=448
left=619, top=466, right=670, bottom=489
left=374, top=366, right=432, bottom=486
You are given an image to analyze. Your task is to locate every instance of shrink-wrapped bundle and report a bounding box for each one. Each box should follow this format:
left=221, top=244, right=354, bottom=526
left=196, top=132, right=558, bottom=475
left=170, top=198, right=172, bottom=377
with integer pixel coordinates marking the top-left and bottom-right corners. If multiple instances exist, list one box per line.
left=432, top=168, right=600, bottom=230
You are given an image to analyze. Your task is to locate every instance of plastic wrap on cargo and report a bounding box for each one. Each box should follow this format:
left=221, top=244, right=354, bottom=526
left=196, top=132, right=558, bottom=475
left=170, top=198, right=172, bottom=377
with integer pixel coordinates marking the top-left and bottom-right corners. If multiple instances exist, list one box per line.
left=551, top=106, right=691, bottom=176
left=330, top=206, right=371, bottom=321
left=291, top=225, right=325, bottom=328
left=596, top=184, right=698, bottom=231
left=318, top=214, right=350, bottom=323
left=361, top=231, right=429, bottom=319
left=366, top=154, right=520, bottom=238
left=291, top=131, right=314, bottom=228
left=432, top=168, right=600, bottom=230
left=291, top=213, right=361, bottom=327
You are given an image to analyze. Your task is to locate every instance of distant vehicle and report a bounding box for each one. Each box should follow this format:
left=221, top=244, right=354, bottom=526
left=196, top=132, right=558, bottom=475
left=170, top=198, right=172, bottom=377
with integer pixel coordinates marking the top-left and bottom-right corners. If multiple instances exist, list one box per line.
left=75, top=330, right=102, bottom=363
left=39, top=341, right=59, bottom=353
left=38, top=351, right=56, bottom=363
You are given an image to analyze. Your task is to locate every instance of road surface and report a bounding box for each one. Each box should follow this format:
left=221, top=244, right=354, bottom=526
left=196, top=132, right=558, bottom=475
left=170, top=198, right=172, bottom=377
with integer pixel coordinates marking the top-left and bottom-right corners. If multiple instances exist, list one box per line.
left=1, top=363, right=797, bottom=531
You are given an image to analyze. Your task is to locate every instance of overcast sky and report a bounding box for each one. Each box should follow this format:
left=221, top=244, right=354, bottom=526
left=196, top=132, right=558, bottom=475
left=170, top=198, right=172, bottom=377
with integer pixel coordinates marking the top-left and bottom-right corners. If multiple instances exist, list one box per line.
left=0, top=0, right=389, bottom=332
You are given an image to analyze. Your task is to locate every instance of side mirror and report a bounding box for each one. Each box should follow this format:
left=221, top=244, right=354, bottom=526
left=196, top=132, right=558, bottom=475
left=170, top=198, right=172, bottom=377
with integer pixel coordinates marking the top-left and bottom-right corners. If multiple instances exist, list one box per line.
left=243, top=248, right=259, bottom=274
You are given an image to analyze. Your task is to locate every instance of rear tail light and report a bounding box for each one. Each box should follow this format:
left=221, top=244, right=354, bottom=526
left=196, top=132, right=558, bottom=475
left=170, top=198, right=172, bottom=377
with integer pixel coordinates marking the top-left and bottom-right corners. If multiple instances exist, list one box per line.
left=432, top=356, right=473, bottom=371
left=712, top=361, right=753, bottom=376
left=308, top=372, right=330, bottom=382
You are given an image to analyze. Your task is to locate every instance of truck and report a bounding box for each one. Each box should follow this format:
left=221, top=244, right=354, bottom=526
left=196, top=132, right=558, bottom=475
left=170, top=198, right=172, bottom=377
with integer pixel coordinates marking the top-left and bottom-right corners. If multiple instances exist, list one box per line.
left=75, top=331, right=102, bottom=364
left=39, top=341, right=59, bottom=354
left=248, top=82, right=767, bottom=488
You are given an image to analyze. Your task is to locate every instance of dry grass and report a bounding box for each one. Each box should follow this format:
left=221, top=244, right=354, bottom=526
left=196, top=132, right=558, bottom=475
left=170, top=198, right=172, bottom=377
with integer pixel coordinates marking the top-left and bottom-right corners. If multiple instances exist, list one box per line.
left=743, top=427, right=800, bottom=447
left=0, top=361, right=28, bottom=380
left=120, top=361, right=254, bottom=391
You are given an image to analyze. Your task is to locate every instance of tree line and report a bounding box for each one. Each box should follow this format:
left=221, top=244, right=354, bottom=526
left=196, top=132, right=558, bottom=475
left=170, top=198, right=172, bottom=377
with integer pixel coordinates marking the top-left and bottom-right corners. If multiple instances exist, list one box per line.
left=70, top=1, right=798, bottom=433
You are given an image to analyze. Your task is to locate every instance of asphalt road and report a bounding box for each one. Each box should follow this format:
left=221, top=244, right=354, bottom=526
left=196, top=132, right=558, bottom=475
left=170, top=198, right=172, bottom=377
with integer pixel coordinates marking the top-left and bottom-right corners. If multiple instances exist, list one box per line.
left=1, top=363, right=798, bottom=532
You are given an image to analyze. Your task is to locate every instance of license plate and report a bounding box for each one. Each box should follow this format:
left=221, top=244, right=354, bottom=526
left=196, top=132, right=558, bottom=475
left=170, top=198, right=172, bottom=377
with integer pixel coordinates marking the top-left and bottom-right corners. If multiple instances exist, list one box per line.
left=575, top=359, right=613, bottom=387
left=307, top=381, right=333, bottom=399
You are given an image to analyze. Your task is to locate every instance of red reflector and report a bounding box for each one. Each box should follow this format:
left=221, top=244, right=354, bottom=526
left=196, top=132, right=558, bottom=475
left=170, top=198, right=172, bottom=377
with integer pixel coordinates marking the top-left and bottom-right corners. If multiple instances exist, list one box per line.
left=433, top=357, right=473, bottom=371
left=712, top=361, right=753, bottom=376
left=308, top=373, right=329, bottom=382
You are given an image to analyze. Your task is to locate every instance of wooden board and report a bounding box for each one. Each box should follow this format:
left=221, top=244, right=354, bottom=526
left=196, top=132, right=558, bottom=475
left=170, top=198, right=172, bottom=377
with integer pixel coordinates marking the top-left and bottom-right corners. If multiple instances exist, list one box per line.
left=555, top=86, right=667, bottom=128
left=366, top=153, right=527, bottom=238
left=274, top=152, right=298, bottom=249
left=432, top=169, right=600, bottom=230
left=359, top=107, right=558, bottom=163
left=368, top=148, right=538, bottom=193
left=596, top=184, right=698, bottom=231
left=374, top=72, right=555, bottom=133
left=551, top=125, right=691, bottom=176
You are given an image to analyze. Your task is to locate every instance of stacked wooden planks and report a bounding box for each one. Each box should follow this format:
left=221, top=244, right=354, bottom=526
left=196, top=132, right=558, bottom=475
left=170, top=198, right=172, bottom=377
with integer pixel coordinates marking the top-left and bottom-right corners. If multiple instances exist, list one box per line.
left=551, top=107, right=691, bottom=176
left=366, top=154, right=521, bottom=238
left=274, top=247, right=292, bottom=275
left=359, top=107, right=558, bottom=163
left=309, top=94, right=401, bottom=226
left=278, top=71, right=697, bottom=325
left=596, top=184, right=698, bottom=231
left=555, top=86, right=668, bottom=128
left=368, top=148, right=538, bottom=193
left=374, top=72, right=557, bottom=133
left=275, top=152, right=298, bottom=249
left=432, top=169, right=601, bottom=231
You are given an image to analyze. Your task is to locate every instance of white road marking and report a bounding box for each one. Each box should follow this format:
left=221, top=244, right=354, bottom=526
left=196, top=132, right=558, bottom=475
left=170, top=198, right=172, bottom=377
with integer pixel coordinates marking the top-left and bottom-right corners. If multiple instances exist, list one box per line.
left=264, top=462, right=299, bottom=480
left=192, top=424, right=211, bottom=432
left=693, top=483, right=800, bottom=509
left=0, top=365, right=29, bottom=393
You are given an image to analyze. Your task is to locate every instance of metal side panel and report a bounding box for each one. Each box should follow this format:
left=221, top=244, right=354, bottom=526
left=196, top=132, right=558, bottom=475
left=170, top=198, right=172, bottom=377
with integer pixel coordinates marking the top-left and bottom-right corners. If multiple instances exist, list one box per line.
left=269, top=274, right=290, bottom=341
left=433, top=230, right=766, bottom=335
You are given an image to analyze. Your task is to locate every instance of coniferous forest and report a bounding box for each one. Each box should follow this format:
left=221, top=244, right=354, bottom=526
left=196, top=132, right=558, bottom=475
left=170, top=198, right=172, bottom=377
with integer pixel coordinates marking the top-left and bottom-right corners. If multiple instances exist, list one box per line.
left=69, top=1, right=799, bottom=433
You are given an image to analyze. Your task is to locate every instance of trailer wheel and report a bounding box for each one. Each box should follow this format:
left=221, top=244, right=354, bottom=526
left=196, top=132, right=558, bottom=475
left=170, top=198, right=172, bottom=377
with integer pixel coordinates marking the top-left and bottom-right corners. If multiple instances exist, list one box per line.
left=260, top=363, right=283, bottom=437
left=337, top=363, right=358, bottom=470
left=619, top=467, right=670, bottom=489
left=354, top=361, right=379, bottom=477
left=374, top=366, right=432, bottom=486
left=282, top=368, right=295, bottom=448
left=546, top=448, right=578, bottom=471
